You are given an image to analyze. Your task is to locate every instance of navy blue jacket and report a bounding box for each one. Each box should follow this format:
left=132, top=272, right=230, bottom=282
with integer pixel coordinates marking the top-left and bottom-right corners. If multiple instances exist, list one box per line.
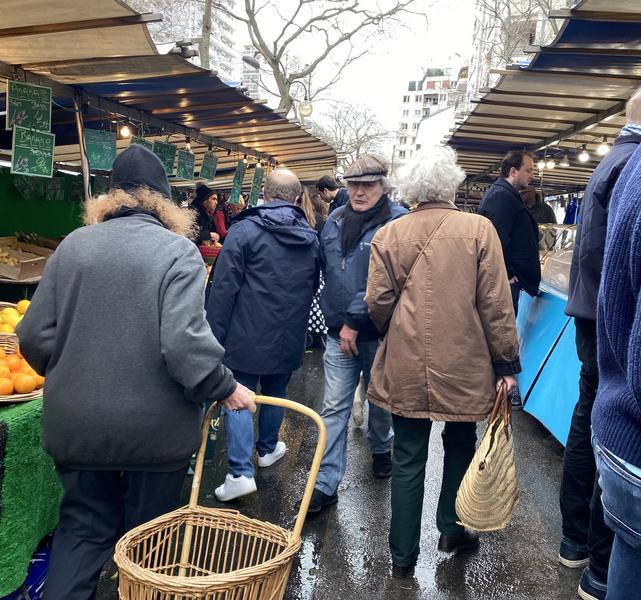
left=566, top=133, right=641, bottom=321
left=320, top=197, right=407, bottom=340
left=479, top=179, right=541, bottom=297
left=207, top=200, right=319, bottom=375
left=593, top=142, right=641, bottom=468
left=329, top=187, right=349, bottom=214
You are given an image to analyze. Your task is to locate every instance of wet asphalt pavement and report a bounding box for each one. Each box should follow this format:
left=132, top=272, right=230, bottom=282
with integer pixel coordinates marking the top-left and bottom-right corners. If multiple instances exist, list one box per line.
left=98, top=348, right=580, bottom=600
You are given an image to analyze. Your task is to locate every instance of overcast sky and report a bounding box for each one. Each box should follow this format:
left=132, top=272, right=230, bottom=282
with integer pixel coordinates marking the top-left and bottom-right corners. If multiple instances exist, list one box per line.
left=233, top=0, right=476, bottom=133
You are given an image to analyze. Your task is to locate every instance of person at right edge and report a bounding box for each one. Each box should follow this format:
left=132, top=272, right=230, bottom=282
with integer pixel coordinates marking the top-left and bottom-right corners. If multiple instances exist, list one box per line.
left=478, top=150, right=540, bottom=409
left=559, top=88, right=641, bottom=600
left=307, top=154, right=407, bottom=515
left=365, top=147, right=520, bottom=578
left=591, top=132, right=641, bottom=600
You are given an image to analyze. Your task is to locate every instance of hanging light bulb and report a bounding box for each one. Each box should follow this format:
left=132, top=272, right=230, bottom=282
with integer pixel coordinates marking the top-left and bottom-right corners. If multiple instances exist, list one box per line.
left=537, top=159, right=546, bottom=170
left=546, top=159, right=555, bottom=169
left=559, top=153, right=570, bottom=167
left=578, top=145, right=590, bottom=163
left=185, top=137, right=191, bottom=152
left=597, top=136, right=610, bottom=156
left=119, top=124, right=131, bottom=138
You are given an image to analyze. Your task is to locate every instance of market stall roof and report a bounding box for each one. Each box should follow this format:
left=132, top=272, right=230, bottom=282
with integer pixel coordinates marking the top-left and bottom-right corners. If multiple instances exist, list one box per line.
left=0, top=0, right=336, bottom=184
left=447, top=0, right=641, bottom=194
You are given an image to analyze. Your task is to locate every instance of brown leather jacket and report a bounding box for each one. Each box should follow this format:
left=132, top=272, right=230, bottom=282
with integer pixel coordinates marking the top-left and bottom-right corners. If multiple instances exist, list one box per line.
left=365, top=202, right=521, bottom=421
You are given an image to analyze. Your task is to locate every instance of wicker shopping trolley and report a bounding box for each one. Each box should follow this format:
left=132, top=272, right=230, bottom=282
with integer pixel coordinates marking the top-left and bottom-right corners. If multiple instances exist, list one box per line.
left=114, top=396, right=326, bottom=600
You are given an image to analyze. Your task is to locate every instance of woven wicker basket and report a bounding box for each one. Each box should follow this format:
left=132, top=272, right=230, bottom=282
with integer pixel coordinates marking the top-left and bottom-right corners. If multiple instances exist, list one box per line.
left=114, top=396, right=326, bottom=600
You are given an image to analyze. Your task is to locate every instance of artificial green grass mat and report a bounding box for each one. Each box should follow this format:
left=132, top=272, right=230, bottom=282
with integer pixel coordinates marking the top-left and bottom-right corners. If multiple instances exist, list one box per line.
left=0, top=399, right=61, bottom=596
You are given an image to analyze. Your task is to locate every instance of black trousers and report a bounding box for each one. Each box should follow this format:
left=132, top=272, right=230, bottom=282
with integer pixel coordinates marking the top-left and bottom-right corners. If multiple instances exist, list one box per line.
left=44, top=466, right=188, bottom=600
left=510, top=282, right=521, bottom=318
left=389, top=416, right=477, bottom=566
left=559, top=317, right=613, bottom=582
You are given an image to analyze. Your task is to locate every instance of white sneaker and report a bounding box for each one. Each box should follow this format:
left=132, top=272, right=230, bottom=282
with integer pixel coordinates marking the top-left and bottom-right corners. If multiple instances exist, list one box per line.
left=214, top=473, right=257, bottom=502
left=352, top=377, right=366, bottom=427
left=257, top=441, right=287, bottom=467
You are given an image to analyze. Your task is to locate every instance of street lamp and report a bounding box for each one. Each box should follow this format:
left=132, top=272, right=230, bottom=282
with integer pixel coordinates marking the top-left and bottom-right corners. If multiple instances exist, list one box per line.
left=290, top=80, right=313, bottom=118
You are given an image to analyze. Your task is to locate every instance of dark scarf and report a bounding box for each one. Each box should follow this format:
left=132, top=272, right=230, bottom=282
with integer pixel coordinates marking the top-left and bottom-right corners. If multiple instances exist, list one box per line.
left=341, top=194, right=391, bottom=255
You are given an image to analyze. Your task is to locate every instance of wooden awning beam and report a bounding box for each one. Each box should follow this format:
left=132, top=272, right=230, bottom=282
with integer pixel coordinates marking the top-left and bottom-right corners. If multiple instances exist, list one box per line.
left=0, top=14, right=163, bottom=38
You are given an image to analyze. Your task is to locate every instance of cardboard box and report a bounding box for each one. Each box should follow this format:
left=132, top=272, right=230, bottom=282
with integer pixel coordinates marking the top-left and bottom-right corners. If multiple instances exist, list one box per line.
left=0, top=236, right=53, bottom=281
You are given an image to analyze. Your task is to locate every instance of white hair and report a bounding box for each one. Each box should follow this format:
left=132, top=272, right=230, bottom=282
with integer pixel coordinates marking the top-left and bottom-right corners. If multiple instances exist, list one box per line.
left=398, top=146, right=466, bottom=205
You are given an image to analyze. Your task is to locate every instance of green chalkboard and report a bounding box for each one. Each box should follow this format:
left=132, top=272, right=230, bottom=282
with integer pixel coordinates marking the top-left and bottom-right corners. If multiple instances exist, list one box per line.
left=176, top=149, right=195, bottom=180
left=84, top=129, right=117, bottom=171
left=248, top=165, right=264, bottom=207
left=11, top=174, right=46, bottom=200
left=130, top=136, right=153, bottom=151
left=6, top=81, right=52, bottom=132
left=228, top=161, right=248, bottom=205
left=199, top=152, right=218, bottom=180
left=45, top=178, right=65, bottom=201
left=11, top=126, right=54, bottom=178
left=153, top=141, right=176, bottom=175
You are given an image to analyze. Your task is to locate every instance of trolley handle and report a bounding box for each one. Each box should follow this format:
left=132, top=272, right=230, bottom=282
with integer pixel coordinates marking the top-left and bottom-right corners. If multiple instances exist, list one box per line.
left=189, top=395, right=327, bottom=540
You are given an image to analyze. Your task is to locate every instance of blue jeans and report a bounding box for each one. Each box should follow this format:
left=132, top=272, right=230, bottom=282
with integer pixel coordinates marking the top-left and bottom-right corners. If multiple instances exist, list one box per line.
left=223, top=371, right=292, bottom=478
left=314, top=335, right=393, bottom=496
left=594, top=439, right=641, bottom=600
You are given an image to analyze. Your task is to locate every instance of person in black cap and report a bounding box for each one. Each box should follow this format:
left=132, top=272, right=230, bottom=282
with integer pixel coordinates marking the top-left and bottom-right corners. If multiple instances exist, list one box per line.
left=190, top=183, right=220, bottom=245
left=17, top=144, right=255, bottom=600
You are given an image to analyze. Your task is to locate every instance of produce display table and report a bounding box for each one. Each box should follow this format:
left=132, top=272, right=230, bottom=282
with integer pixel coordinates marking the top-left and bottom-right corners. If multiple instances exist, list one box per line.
left=0, top=398, right=61, bottom=596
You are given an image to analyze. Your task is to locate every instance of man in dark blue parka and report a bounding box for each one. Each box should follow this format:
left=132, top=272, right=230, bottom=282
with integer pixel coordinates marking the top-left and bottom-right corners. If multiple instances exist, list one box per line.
left=207, top=168, right=319, bottom=501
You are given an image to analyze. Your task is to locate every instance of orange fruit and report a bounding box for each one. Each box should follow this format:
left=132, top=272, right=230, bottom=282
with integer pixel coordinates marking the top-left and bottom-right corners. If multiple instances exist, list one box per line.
left=16, top=300, right=30, bottom=315
left=0, top=348, right=5, bottom=359
left=13, top=373, right=36, bottom=394
left=0, top=364, right=10, bottom=378
left=0, top=377, right=13, bottom=395
left=15, top=345, right=22, bottom=358
left=5, top=355, right=21, bottom=371
left=34, top=374, right=45, bottom=389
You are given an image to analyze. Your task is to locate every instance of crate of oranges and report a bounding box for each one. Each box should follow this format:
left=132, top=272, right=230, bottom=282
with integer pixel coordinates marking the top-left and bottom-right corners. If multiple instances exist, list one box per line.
left=0, top=300, right=44, bottom=403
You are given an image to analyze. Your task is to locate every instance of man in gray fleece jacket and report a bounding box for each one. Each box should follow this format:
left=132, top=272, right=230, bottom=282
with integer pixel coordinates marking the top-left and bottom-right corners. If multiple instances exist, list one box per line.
left=16, top=145, right=255, bottom=600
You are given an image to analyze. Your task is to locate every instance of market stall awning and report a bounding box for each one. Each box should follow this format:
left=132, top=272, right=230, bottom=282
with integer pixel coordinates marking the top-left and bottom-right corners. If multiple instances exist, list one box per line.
left=447, top=0, right=641, bottom=194
left=0, top=1, right=337, bottom=184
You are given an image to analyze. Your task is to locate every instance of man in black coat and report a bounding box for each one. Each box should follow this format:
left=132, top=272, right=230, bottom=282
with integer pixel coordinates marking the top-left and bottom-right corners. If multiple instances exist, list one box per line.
left=479, top=150, right=540, bottom=317
left=317, top=174, right=349, bottom=214
left=207, top=168, right=319, bottom=501
left=558, top=88, right=641, bottom=600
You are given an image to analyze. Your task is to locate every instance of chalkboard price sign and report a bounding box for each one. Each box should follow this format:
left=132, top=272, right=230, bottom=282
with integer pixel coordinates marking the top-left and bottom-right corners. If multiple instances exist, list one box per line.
left=153, top=141, right=177, bottom=175
left=228, top=160, right=248, bottom=205
left=176, top=149, right=195, bottom=180
left=11, top=126, right=55, bottom=178
left=6, top=81, right=52, bottom=132
left=199, top=152, right=218, bottom=181
left=130, top=136, right=153, bottom=151
left=84, top=129, right=117, bottom=171
left=248, top=165, right=264, bottom=207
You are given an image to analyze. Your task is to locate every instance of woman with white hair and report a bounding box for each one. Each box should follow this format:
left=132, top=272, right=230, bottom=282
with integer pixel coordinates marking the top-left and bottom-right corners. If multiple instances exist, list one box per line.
left=364, top=146, right=521, bottom=577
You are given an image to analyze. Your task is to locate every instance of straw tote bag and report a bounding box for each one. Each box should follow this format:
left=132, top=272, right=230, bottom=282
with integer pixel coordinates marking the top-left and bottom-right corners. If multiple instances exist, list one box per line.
left=455, top=381, right=519, bottom=531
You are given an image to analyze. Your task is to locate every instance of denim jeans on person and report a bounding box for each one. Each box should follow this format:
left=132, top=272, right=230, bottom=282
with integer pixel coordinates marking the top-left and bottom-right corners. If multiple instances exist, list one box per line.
left=223, top=371, right=292, bottom=478
left=560, top=318, right=612, bottom=581
left=314, top=335, right=394, bottom=496
left=594, top=439, right=641, bottom=600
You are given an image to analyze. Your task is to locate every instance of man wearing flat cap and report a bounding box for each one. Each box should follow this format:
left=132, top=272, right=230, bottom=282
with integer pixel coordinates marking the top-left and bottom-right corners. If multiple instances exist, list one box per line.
left=307, top=154, right=408, bottom=515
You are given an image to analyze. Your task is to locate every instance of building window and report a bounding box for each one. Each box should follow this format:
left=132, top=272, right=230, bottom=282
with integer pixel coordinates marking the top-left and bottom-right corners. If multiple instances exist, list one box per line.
left=399, top=150, right=406, bottom=159
left=399, top=136, right=407, bottom=145
left=415, top=95, right=422, bottom=103
left=402, top=109, right=409, bottom=117
left=402, top=95, right=410, bottom=103
left=415, top=109, right=422, bottom=116
left=412, top=122, right=419, bottom=130
left=400, top=122, right=408, bottom=130
left=423, top=108, right=429, bottom=117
